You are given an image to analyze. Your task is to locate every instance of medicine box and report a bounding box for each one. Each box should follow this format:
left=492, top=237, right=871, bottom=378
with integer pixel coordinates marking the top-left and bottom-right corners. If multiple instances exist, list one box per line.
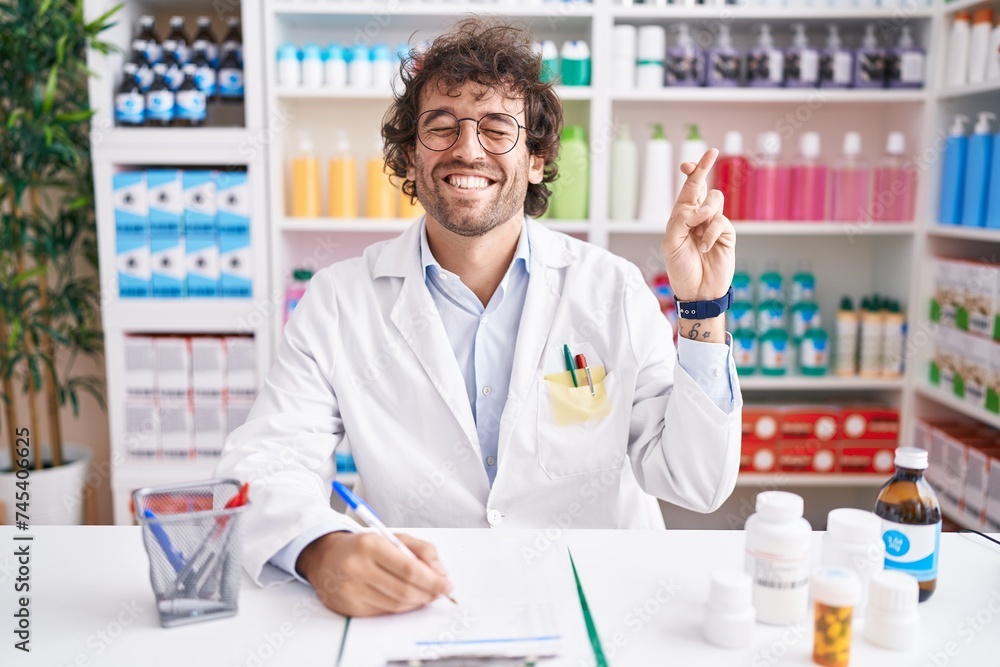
left=125, top=399, right=159, bottom=458
left=185, top=234, right=220, bottom=298
left=182, top=170, right=218, bottom=236
left=150, top=234, right=185, bottom=298
left=986, top=451, right=1000, bottom=532
left=989, top=341, right=1000, bottom=414
left=959, top=260, right=999, bottom=339
left=740, top=406, right=780, bottom=472
left=958, top=332, right=990, bottom=408
left=123, top=336, right=156, bottom=397
left=193, top=399, right=227, bottom=457
left=839, top=406, right=899, bottom=474
left=216, top=170, right=250, bottom=236
left=113, top=171, right=148, bottom=236
left=147, top=169, right=183, bottom=236
left=159, top=400, right=193, bottom=458
left=225, top=336, right=257, bottom=397
left=219, top=232, right=252, bottom=298
left=191, top=337, right=226, bottom=397
left=777, top=406, right=840, bottom=473
left=227, top=397, right=255, bottom=435
left=963, top=444, right=1000, bottom=529
left=155, top=337, right=191, bottom=399
left=116, top=234, right=151, bottom=298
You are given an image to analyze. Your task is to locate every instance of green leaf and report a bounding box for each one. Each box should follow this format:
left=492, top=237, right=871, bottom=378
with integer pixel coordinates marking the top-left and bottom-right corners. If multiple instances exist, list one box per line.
left=85, top=3, right=123, bottom=34
left=42, top=65, right=59, bottom=114
left=55, top=110, right=94, bottom=124
left=69, top=389, right=79, bottom=416
left=40, top=0, right=54, bottom=15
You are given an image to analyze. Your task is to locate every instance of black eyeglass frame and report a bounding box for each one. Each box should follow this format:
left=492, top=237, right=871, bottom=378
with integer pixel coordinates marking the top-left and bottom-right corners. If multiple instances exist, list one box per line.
left=415, top=109, right=527, bottom=155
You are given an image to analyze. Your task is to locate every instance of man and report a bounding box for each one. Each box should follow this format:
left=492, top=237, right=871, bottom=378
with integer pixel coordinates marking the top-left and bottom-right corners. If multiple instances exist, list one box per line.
left=217, top=18, right=741, bottom=617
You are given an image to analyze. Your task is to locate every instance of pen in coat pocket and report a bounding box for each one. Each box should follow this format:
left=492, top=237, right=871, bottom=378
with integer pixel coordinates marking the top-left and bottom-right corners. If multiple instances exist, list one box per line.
left=563, top=344, right=579, bottom=388
left=332, top=481, right=458, bottom=605
left=574, top=354, right=596, bottom=397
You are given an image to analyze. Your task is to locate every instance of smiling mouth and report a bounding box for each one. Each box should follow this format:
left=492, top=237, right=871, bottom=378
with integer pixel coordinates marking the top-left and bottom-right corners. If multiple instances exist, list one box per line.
left=443, top=174, right=496, bottom=191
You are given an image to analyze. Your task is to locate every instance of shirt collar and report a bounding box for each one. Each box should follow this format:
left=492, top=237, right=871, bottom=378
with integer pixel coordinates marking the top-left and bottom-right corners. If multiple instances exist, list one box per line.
left=420, top=217, right=531, bottom=280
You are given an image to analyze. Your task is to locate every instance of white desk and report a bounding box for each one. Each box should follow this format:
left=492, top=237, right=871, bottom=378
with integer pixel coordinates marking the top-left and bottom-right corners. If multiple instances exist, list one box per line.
left=2, top=527, right=998, bottom=666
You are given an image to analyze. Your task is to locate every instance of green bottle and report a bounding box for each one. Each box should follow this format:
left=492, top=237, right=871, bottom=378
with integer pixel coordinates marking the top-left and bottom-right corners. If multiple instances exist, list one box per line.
left=733, top=260, right=752, bottom=302
left=733, top=328, right=757, bottom=375
left=549, top=125, right=589, bottom=220
left=800, top=328, right=829, bottom=376
left=760, top=329, right=789, bottom=376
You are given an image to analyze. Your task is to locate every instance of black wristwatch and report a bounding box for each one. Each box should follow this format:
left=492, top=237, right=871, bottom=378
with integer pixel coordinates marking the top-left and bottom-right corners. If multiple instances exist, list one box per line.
left=675, top=286, right=735, bottom=320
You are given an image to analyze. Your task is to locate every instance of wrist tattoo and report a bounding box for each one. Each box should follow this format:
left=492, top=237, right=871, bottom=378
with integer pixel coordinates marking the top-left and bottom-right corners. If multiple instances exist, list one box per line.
left=688, top=322, right=701, bottom=340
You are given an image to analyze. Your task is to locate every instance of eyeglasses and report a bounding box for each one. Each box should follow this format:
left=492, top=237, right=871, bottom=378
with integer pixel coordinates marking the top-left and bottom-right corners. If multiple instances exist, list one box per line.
left=416, top=110, right=526, bottom=155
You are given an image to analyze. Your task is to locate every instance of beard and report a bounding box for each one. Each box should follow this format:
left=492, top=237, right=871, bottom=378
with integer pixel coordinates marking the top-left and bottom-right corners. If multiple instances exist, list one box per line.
left=413, top=152, right=529, bottom=238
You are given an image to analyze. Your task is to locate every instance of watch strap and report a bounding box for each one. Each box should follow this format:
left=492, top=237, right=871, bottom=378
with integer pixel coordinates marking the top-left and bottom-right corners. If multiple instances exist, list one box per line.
left=675, top=286, right=735, bottom=320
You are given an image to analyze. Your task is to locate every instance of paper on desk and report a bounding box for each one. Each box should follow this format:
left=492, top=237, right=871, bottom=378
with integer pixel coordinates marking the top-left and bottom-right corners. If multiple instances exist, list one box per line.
left=337, top=536, right=594, bottom=666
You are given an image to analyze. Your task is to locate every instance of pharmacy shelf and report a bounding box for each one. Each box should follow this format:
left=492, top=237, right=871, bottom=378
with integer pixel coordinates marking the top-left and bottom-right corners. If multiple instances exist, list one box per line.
left=915, top=383, right=1000, bottom=430
left=739, top=375, right=905, bottom=391
left=926, top=225, right=1000, bottom=242
left=94, top=127, right=253, bottom=163
left=271, top=1, right=595, bottom=18
left=611, top=88, right=928, bottom=104
left=940, top=0, right=995, bottom=16
left=938, top=79, right=1000, bottom=100
left=611, top=6, right=934, bottom=20
left=275, top=85, right=593, bottom=100
left=941, top=503, right=987, bottom=532
left=608, top=221, right=916, bottom=235
left=736, top=472, right=888, bottom=488
left=104, top=300, right=260, bottom=334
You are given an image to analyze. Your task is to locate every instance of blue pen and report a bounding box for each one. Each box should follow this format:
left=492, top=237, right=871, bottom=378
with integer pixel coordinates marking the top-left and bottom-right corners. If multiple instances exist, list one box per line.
left=332, top=481, right=457, bottom=605
left=144, top=509, right=187, bottom=573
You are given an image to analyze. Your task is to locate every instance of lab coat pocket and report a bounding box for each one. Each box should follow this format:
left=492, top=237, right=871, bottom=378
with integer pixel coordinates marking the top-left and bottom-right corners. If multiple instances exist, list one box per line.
left=537, top=367, right=626, bottom=479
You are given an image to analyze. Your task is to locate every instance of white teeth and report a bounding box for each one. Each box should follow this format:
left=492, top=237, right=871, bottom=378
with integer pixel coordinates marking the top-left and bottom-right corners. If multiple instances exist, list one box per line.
left=447, top=175, right=490, bottom=190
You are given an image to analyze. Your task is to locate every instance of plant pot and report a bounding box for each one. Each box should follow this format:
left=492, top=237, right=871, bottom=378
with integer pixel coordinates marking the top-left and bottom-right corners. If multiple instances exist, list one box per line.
left=0, top=443, right=92, bottom=525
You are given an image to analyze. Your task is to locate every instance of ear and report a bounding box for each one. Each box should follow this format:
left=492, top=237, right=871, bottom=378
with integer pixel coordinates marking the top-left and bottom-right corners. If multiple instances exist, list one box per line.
left=405, top=145, right=416, bottom=181
left=527, top=152, right=545, bottom=185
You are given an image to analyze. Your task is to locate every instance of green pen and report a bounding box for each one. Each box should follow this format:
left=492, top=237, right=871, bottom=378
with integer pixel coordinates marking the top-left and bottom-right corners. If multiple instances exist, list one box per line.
left=563, top=344, right=579, bottom=387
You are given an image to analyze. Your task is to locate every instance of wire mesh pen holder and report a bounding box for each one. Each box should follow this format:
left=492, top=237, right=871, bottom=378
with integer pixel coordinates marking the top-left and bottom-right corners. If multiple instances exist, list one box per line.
left=133, top=479, right=249, bottom=628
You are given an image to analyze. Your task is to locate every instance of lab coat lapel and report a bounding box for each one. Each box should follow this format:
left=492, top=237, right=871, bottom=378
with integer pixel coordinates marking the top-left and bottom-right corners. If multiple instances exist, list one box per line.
left=382, top=224, right=483, bottom=460
left=497, top=221, right=574, bottom=462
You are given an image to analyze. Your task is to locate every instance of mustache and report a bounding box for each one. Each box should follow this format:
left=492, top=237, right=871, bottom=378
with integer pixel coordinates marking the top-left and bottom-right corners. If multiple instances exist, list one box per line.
left=433, top=161, right=502, bottom=181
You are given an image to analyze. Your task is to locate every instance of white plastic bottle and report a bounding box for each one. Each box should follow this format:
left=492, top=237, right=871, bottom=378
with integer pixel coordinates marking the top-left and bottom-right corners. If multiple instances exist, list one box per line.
left=300, top=43, right=323, bottom=89
left=947, top=12, right=972, bottom=88
left=636, top=25, right=666, bottom=90
left=968, top=8, right=994, bottom=84
left=610, top=124, right=638, bottom=221
left=821, top=508, right=886, bottom=617
left=744, top=491, right=812, bottom=625
left=988, top=16, right=1000, bottom=80
left=348, top=45, right=372, bottom=88
left=324, top=44, right=347, bottom=88
left=371, top=44, right=394, bottom=89
left=277, top=43, right=301, bottom=88
left=677, top=124, right=707, bottom=201
left=612, top=24, right=637, bottom=91
left=859, top=296, right=883, bottom=378
left=639, top=123, right=673, bottom=226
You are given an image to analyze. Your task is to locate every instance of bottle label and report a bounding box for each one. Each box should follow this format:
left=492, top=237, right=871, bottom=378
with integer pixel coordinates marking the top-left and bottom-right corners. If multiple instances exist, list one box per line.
left=175, top=90, right=206, bottom=122
left=745, top=549, right=810, bottom=591
left=734, top=335, right=757, bottom=369
left=900, top=52, right=925, bottom=84
left=761, top=338, right=787, bottom=369
left=137, top=65, right=154, bottom=92
left=791, top=277, right=816, bottom=302
left=165, top=65, right=184, bottom=91
left=665, top=52, right=703, bottom=85
left=143, top=42, right=163, bottom=65
left=193, top=40, right=219, bottom=67
left=709, top=52, right=740, bottom=84
left=146, top=90, right=175, bottom=121
left=800, top=336, right=827, bottom=369
left=787, top=50, right=819, bottom=84
left=218, top=68, right=244, bottom=97
left=114, top=91, right=145, bottom=125
left=881, top=520, right=941, bottom=582
left=194, top=66, right=217, bottom=96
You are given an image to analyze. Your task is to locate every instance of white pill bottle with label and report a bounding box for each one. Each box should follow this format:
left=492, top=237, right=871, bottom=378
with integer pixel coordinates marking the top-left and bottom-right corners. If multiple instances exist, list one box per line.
left=744, top=491, right=813, bottom=624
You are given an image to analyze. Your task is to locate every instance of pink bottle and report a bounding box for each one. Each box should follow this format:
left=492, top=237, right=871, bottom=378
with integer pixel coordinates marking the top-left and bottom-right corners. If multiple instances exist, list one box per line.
left=830, top=132, right=871, bottom=222
left=872, top=131, right=917, bottom=222
left=753, top=131, right=790, bottom=220
left=284, top=268, right=314, bottom=325
left=789, top=131, right=828, bottom=221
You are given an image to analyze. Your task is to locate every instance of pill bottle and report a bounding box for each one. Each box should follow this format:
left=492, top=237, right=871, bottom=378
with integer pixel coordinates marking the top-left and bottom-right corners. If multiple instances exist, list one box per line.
left=702, top=569, right=755, bottom=649
left=745, top=491, right=812, bottom=624
left=864, top=569, right=920, bottom=650
left=820, top=508, right=885, bottom=616
left=874, top=446, right=942, bottom=602
left=811, top=567, right=862, bottom=667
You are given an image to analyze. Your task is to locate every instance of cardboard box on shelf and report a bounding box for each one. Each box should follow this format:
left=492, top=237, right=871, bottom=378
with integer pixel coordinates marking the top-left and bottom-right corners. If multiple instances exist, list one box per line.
left=123, top=336, right=156, bottom=398
left=159, top=400, right=193, bottom=459
left=227, top=397, right=255, bottom=436
left=147, top=169, right=183, bottom=236
left=124, top=399, right=158, bottom=458
left=182, top=170, right=218, bottom=236
left=112, top=171, right=148, bottom=236
left=777, top=406, right=840, bottom=473
left=191, top=337, right=226, bottom=397
left=959, top=259, right=999, bottom=340
left=193, top=399, right=227, bottom=457
left=958, top=332, right=991, bottom=409
left=740, top=406, right=780, bottom=473
left=150, top=234, right=185, bottom=298
left=963, top=444, right=1000, bottom=529
left=930, top=257, right=961, bottom=328
left=185, top=234, right=221, bottom=298
left=225, top=336, right=256, bottom=397
left=986, top=450, right=1000, bottom=532
left=155, top=337, right=191, bottom=399
left=926, top=422, right=978, bottom=493
left=115, top=233, right=151, bottom=299
left=989, top=341, right=1000, bottom=414
left=217, top=171, right=250, bottom=236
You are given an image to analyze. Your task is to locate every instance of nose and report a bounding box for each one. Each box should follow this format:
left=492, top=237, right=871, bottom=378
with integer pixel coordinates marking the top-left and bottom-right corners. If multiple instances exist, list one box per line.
left=451, top=118, right=487, bottom=161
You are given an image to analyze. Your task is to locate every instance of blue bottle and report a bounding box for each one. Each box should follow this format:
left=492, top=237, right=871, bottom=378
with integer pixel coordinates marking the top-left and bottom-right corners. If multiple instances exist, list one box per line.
left=962, top=111, right=996, bottom=227
left=986, top=128, right=1000, bottom=229
left=939, top=115, right=970, bottom=225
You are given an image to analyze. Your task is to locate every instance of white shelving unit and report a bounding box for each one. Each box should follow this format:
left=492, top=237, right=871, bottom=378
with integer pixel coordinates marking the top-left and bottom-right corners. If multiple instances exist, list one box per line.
left=86, top=0, right=272, bottom=524
left=89, top=0, right=1000, bottom=524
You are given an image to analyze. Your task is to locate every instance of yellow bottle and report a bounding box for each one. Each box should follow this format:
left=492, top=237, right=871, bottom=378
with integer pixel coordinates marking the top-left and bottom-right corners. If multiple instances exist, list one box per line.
left=328, top=131, right=358, bottom=218
left=366, top=136, right=395, bottom=218
left=291, top=132, right=321, bottom=218
left=398, top=184, right=424, bottom=219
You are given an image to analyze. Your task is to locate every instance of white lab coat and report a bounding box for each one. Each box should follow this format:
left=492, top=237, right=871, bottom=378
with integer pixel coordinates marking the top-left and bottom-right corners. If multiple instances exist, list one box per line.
left=217, top=219, right=742, bottom=585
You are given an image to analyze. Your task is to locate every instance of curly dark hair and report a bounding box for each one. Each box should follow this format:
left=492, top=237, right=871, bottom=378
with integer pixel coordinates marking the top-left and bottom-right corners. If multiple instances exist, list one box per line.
left=382, top=18, right=563, bottom=218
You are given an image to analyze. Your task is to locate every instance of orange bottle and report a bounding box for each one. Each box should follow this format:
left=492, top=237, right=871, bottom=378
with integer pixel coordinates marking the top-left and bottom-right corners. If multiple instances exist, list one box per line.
left=398, top=184, right=424, bottom=219
left=290, top=132, right=321, bottom=218
left=366, top=136, right=395, bottom=218
left=328, top=131, right=358, bottom=218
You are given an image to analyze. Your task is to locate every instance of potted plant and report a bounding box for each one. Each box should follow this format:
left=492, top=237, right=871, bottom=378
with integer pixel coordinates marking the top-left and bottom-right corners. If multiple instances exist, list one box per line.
left=0, top=0, right=119, bottom=523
